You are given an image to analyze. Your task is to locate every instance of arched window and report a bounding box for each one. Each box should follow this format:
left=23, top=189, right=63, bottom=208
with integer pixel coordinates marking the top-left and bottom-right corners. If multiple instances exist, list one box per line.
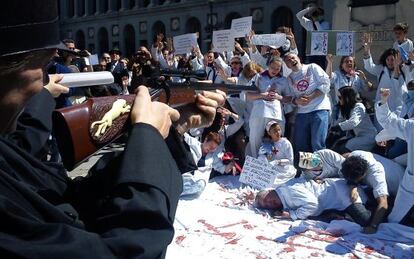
left=75, top=30, right=86, bottom=50
left=98, top=27, right=109, bottom=54
left=271, top=6, right=294, bottom=33
left=185, top=17, right=202, bottom=46
left=151, top=21, right=166, bottom=43
left=124, top=25, right=136, bottom=57
left=224, top=12, right=241, bottom=29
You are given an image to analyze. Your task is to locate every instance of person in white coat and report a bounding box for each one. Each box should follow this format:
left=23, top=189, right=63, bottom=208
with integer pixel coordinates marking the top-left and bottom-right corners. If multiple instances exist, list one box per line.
left=376, top=88, right=414, bottom=226
left=255, top=178, right=371, bottom=226
left=362, top=33, right=407, bottom=117
left=258, top=120, right=296, bottom=186
left=246, top=57, right=291, bottom=158
left=329, top=86, right=377, bottom=153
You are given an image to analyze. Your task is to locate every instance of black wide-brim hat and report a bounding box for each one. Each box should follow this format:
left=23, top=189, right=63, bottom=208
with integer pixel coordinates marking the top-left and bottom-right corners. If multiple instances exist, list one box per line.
left=0, top=0, right=74, bottom=57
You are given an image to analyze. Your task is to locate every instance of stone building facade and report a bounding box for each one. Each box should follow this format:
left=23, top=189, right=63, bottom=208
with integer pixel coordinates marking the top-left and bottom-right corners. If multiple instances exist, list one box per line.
left=59, top=0, right=413, bottom=60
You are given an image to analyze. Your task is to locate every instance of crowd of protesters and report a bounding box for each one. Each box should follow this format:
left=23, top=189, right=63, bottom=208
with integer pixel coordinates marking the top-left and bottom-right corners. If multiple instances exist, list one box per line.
left=43, top=4, right=414, bottom=235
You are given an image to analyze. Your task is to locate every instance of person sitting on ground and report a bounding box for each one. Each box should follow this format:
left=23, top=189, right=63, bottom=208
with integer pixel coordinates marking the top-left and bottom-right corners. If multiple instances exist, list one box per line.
left=255, top=178, right=371, bottom=226
left=328, top=86, right=377, bottom=153
left=258, top=120, right=296, bottom=186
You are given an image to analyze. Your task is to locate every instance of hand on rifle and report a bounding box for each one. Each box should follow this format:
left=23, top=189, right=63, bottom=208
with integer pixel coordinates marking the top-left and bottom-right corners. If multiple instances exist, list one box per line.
left=131, top=86, right=180, bottom=138
left=44, top=74, right=69, bottom=97
left=175, top=90, right=226, bottom=135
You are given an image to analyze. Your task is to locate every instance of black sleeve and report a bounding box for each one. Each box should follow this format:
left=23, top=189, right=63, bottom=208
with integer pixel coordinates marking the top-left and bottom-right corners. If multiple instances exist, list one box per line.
left=69, top=123, right=183, bottom=258
left=5, top=88, right=55, bottom=158
left=164, top=127, right=197, bottom=174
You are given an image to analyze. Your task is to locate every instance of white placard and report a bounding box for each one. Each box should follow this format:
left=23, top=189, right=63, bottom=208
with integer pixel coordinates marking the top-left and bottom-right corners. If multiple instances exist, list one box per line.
left=212, top=30, right=234, bottom=53
left=310, top=32, right=328, bottom=56
left=173, top=33, right=198, bottom=55
left=336, top=32, right=354, bottom=56
left=251, top=33, right=287, bottom=48
left=230, top=16, right=252, bottom=38
left=88, top=54, right=99, bottom=66
left=239, top=156, right=277, bottom=190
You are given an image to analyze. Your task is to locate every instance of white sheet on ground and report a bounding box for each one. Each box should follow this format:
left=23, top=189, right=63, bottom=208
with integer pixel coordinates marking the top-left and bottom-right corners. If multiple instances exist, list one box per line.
left=167, top=175, right=414, bottom=259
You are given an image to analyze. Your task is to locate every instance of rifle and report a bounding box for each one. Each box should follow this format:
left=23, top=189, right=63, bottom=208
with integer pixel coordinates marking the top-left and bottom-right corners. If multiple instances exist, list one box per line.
left=52, top=72, right=257, bottom=171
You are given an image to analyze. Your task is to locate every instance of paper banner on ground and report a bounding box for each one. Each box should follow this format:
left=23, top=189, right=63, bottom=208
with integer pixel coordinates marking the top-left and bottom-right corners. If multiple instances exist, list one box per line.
left=230, top=16, right=252, bottom=38
left=212, top=30, right=234, bottom=53
left=173, top=33, right=198, bottom=55
left=251, top=33, right=287, bottom=48
left=336, top=32, right=354, bottom=56
left=239, top=156, right=276, bottom=190
left=310, top=32, right=328, bottom=56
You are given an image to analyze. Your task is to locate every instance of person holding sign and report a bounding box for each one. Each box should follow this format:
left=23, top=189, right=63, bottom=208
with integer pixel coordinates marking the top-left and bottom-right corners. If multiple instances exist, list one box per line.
left=246, top=57, right=291, bottom=158
left=258, top=120, right=296, bottom=185
left=254, top=178, right=371, bottom=226
left=283, top=52, right=331, bottom=159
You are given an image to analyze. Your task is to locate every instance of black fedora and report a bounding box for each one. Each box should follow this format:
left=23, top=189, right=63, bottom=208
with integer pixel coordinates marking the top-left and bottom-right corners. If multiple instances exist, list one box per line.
left=0, top=0, right=72, bottom=57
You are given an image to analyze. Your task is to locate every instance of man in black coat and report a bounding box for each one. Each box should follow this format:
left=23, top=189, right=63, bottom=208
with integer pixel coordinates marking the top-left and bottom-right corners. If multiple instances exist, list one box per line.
left=0, top=1, right=224, bottom=258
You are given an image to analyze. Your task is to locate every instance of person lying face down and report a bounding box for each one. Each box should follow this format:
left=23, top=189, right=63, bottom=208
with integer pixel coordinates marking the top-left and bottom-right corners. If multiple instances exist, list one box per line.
left=254, top=178, right=371, bottom=226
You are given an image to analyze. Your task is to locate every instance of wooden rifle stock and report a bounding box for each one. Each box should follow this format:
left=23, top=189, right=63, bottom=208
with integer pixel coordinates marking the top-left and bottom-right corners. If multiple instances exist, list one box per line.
left=52, top=82, right=255, bottom=170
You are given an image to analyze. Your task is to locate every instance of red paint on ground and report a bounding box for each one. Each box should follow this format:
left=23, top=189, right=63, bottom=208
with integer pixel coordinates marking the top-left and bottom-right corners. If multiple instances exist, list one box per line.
left=283, top=246, right=295, bottom=253
left=362, top=246, right=375, bottom=254
left=310, top=252, right=321, bottom=257
left=256, top=236, right=275, bottom=242
left=175, top=235, right=186, bottom=245
left=218, top=220, right=248, bottom=228
left=243, top=224, right=255, bottom=230
left=197, top=219, right=238, bottom=240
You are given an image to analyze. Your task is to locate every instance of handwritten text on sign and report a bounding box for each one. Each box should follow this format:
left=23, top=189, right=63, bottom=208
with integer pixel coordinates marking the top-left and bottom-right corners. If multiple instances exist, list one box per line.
left=173, top=33, right=198, bottom=55
left=251, top=33, right=287, bottom=48
left=231, top=16, right=252, bottom=38
left=212, top=30, right=234, bottom=53
left=239, top=156, right=277, bottom=190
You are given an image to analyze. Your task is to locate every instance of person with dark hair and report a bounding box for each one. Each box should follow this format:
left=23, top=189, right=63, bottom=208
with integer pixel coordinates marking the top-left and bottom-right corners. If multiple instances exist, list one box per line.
left=254, top=178, right=371, bottom=226
left=284, top=52, right=331, bottom=157
left=328, top=86, right=377, bottom=153
left=363, top=33, right=407, bottom=116
left=0, top=1, right=226, bottom=257
left=341, top=152, right=389, bottom=233
left=392, top=22, right=413, bottom=60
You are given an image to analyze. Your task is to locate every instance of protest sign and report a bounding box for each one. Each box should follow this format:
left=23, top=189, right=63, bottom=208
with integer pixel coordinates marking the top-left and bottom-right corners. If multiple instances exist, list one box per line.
left=88, top=54, right=99, bottom=66
left=310, top=32, right=329, bottom=56
left=212, top=30, right=234, bottom=53
left=306, top=30, right=355, bottom=56
left=251, top=33, right=286, bottom=48
left=173, top=33, right=198, bottom=55
left=231, top=16, right=252, bottom=38
left=239, top=156, right=277, bottom=190
left=336, top=32, right=354, bottom=56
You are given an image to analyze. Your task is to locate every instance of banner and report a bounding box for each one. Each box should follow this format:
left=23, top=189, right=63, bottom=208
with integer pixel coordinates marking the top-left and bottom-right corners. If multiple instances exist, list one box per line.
left=212, top=30, right=234, bottom=53
left=251, top=33, right=287, bottom=48
left=306, top=30, right=355, bottom=56
left=239, top=156, right=277, bottom=190
left=173, top=33, right=198, bottom=55
left=230, top=16, right=252, bottom=38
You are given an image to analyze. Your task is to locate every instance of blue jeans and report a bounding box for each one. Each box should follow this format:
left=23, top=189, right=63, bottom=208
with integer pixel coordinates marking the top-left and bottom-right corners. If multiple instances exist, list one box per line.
left=387, top=138, right=408, bottom=159
left=294, top=110, right=329, bottom=154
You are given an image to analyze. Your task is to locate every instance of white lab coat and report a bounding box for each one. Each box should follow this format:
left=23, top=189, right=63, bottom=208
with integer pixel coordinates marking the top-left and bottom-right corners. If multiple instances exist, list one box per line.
left=376, top=101, right=414, bottom=222
left=335, top=103, right=377, bottom=151
left=301, top=149, right=345, bottom=180
left=275, top=178, right=366, bottom=220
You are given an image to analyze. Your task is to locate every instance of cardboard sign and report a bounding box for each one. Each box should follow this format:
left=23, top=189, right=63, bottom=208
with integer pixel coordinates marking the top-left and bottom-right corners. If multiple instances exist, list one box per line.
left=231, top=16, right=252, bottom=38
left=306, top=30, right=355, bottom=56
left=173, top=33, right=198, bottom=55
left=251, top=33, right=287, bottom=48
left=336, top=32, right=354, bottom=56
left=310, top=32, right=329, bottom=56
left=212, top=30, right=234, bottom=53
left=239, top=156, right=277, bottom=190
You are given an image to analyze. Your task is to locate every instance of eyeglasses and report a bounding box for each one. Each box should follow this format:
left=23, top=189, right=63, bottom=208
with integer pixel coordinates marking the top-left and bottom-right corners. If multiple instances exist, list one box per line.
left=231, top=62, right=241, bottom=65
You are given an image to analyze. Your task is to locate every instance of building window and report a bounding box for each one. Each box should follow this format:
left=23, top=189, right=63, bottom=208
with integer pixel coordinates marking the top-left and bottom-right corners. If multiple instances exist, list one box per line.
left=68, top=0, right=75, bottom=17
left=88, top=0, right=96, bottom=15
left=271, top=6, right=294, bottom=33
left=78, top=0, right=85, bottom=16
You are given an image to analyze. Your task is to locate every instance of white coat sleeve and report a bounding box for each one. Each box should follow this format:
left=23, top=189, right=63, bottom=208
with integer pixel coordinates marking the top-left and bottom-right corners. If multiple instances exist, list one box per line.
left=363, top=56, right=383, bottom=77
left=296, top=7, right=314, bottom=32
left=375, top=101, right=414, bottom=141
left=224, top=118, right=244, bottom=137
left=240, top=52, right=251, bottom=67
left=338, top=104, right=365, bottom=130
left=312, top=64, right=331, bottom=94
left=191, top=57, right=204, bottom=71
left=289, top=188, right=319, bottom=220
left=249, top=50, right=267, bottom=69
left=215, top=55, right=230, bottom=71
